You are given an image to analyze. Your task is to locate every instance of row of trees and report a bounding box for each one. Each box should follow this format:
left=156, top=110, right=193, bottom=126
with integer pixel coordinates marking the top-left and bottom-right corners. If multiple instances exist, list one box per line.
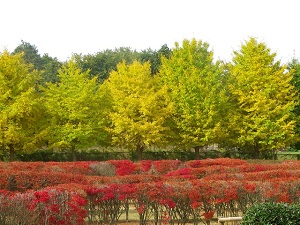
left=12, top=40, right=172, bottom=84
left=0, top=38, right=299, bottom=161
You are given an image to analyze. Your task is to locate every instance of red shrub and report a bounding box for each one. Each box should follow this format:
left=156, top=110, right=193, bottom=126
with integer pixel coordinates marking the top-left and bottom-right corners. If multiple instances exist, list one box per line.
left=152, top=160, right=182, bottom=174
left=0, top=189, right=87, bottom=225
left=185, top=158, right=248, bottom=168
left=138, top=160, right=153, bottom=173
left=108, top=160, right=137, bottom=175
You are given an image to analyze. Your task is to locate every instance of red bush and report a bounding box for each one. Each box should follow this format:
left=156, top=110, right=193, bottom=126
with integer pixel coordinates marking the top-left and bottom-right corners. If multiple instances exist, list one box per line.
left=2, top=159, right=300, bottom=224
left=108, top=160, right=137, bottom=175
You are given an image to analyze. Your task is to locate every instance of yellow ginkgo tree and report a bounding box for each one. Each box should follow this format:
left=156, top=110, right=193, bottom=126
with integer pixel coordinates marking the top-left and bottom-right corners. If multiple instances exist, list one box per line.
left=42, top=59, right=109, bottom=160
left=228, top=38, right=298, bottom=158
left=104, top=60, right=173, bottom=160
left=0, top=50, right=41, bottom=161
left=159, top=39, right=230, bottom=159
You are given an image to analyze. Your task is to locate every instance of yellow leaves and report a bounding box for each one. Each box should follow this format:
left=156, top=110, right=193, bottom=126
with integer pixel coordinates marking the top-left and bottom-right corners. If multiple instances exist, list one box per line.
left=42, top=58, right=106, bottom=150
left=105, top=60, right=173, bottom=151
left=0, top=50, right=41, bottom=153
left=159, top=38, right=228, bottom=148
left=229, top=38, right=298, bottom=150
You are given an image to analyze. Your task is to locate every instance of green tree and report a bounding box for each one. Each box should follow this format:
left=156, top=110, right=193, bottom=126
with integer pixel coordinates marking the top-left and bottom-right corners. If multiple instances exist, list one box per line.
left=12, top=40, right=43, bottom=70
left=159, top=39, right=229, bottom=159
left=13, top=40, right=61, bottom=84
left=74, top=45, right=172, bottom=83
left=42, top=59, right=108, bottom=161
left=0, top=50, right=41, bottom=161
left=228, top=38, right=298, bottom=158
left=40, top=54, right=61, bottom=84
left=139, top=44, right=172, bottom=75
left=104, top=60, right=173, bottom=160
left=74, top=47, right=140, bottom=83
left=287, top=58, right=300, bottom=150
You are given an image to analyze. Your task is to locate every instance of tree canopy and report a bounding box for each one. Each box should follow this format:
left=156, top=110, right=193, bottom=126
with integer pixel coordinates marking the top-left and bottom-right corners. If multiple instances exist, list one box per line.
left=1, top=38, right=300, bottom=160
left=159, top=39, right=230, bottom=158
left=104, top=60, right=173, bottom=160
left=41, top=59, right=108, bottom=160
left=0, top=50, right=41, bottom=160
left=228, top=38, right=298, bottom=157
left=13, top=40, right=61, bottom=84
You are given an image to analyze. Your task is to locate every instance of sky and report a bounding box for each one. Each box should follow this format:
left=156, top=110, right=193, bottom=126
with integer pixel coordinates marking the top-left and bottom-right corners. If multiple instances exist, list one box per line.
left=1, top=0, right=300, bottom=63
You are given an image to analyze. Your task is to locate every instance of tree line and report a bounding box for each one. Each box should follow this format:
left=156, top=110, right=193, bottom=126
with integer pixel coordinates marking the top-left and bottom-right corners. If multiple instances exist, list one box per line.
left=0, top=38, right=299, bottom=161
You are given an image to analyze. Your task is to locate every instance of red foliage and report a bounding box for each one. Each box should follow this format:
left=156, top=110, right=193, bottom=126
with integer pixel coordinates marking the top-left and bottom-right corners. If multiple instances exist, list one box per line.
left=139, top=160, right=153, bottom=173
left=2, top=158, right=300, bottom=224
left=152, top=160, right=182, bottom=174
left=0, top=171, right=89, bottom=191
left=202, top=210, right=214, bottom=220
left=108, top=160, right=137, bottom=175
left=0, top=189, right=87, bottom=225
left=185, top=158, right=248, bottom=168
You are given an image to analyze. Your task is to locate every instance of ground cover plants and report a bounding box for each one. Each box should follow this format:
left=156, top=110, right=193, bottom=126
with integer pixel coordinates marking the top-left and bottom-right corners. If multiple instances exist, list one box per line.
left=1, top=158, right=300, bottom=224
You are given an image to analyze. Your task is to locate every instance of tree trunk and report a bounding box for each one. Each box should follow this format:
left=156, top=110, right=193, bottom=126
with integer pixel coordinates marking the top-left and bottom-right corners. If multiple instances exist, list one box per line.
left=137, top=144, right=144, bottom=161
left=272, top=149, right=277, bottom=160
left=125, top=200, right=129, bottom=222
left=71, top=146, right=77, bottom=161
left=253, top=143, right=260, bottom=159
left=194, top=146, right=202, bottom=160
left=9, top=144, right=15, bottom=162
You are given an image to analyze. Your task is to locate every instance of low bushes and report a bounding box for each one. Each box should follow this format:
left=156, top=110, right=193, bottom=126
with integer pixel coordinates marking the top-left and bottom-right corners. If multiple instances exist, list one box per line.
left=1, top=159, right=300, bottom=224
left=0, top=189, right=87, bottom=225
left=241, top=202, right=300, bottom=225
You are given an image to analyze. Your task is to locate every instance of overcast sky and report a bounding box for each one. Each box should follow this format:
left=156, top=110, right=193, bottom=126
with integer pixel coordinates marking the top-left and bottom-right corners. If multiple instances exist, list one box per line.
left=1, top=0, right=300, bottom=63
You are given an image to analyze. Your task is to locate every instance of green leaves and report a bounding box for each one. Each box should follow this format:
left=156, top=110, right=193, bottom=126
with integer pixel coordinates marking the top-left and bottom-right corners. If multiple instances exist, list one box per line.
left=241, top=203, right=300, bottom=225
left=159, top=38, right=229, bottom=150
left=42, top=59, right=108, bottom=153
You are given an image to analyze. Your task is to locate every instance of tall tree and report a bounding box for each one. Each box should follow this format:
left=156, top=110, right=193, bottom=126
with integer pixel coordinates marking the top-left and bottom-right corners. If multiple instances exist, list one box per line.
left=74, top=47, right=140, bottom=83
left=12, top=40, right=43, bottom=70
left=40, top=54, right=62, bottom=84
left=287, top=58, right=300, bottom=150
left=159, top=39, right=229, bottom=159
left=13, top=40, right=61, bottom=84
left=74, top=45, right=172, bottom=83
left=139, top=44, right=172, bottom=75
left=104, top=60, right=173, bottom=160
left=42, top=59, right=108, bottom=161
left=0, top=50, right=41, bottom=161
left=228, top=38, right=298, bottom=158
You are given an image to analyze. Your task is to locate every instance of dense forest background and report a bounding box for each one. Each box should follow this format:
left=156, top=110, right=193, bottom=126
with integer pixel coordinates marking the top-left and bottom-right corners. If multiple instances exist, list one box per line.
left=1, top=38, right=300, bottom=161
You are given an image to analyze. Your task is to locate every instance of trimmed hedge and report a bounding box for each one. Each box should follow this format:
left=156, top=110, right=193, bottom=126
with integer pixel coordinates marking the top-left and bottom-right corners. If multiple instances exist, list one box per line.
left=241, top=202, right=300, bottom=225
left=3, top=148, right=218, bottom=162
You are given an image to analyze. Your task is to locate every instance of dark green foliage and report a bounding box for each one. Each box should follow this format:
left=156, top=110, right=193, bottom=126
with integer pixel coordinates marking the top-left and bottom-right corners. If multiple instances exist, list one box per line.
left=73, top=47, right=140, bottom=82
left=140, top=44, right=172, bottom=74
left=74, top=44, right=172, bottom=82
left=6, top=148, right=218, bottom=162
left=11, top=41, right=171, bottom=84
left=40, top=54, right=62, bottom=84
left=288, top=58, right=300, bottom=150
left=12, top=40, right=43, bottom=70
left=241, top=202, right=300, bottom=225
left=12, top=40, right=61, bottom=84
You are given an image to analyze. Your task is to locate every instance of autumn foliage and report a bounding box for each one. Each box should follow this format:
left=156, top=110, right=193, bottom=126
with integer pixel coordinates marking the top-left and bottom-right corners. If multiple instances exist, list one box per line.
left=1, top=159, right=300, bottom=224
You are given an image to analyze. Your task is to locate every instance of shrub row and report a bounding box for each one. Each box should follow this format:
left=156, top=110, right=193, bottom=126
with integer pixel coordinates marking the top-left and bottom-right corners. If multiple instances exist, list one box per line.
left=0, top=189, right=86, bottom=225
left=2, top=148, right=219, bottom=162
left=2, top=179, right=300, bottom=225
left=1, top=159, right=300, bottom=224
